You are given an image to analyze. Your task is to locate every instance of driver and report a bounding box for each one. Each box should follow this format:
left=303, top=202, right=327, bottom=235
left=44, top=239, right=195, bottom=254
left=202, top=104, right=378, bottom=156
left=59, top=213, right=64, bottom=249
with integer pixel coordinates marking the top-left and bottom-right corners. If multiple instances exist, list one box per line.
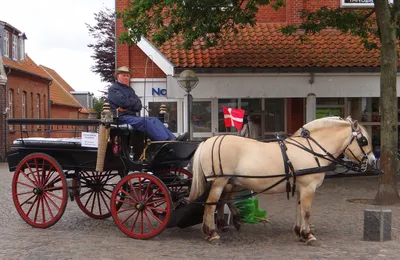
left=107, top=66, right=189, bottom=141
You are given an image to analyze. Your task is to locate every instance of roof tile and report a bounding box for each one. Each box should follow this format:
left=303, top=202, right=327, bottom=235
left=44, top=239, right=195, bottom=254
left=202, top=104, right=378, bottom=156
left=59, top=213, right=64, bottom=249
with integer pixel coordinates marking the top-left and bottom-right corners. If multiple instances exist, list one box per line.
left=3, top=55, right=51, bottom=80
left=40, top=65, right=82, bottom=108
left=159, top=23, right=383, bottom=68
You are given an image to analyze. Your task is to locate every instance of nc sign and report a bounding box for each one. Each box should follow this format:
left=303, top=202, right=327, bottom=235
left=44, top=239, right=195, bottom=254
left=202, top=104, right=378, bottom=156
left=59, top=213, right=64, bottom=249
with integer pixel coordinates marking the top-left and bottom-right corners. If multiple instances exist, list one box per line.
left=152, top=88, right=167, bottom=96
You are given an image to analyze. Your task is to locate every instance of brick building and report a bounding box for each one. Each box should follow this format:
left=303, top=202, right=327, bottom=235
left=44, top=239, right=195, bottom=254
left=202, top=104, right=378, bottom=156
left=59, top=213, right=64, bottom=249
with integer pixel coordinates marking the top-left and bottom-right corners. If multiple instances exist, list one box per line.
left=0, top=21, right=93, bottom=161
left=116, top=0, right=394, bottom=149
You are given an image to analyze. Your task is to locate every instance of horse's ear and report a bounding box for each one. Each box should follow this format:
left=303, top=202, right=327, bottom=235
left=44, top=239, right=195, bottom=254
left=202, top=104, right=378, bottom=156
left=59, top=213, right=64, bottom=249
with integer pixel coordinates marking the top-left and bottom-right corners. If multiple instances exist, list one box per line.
left=353, top=120, right=358, bottom=128
left=346, top=116, right=352, bottom=121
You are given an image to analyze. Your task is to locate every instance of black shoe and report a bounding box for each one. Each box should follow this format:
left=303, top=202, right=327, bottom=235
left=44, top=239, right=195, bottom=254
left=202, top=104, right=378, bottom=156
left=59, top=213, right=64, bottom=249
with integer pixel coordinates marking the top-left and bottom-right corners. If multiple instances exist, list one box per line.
left=176, top=132, right=189, bottom=141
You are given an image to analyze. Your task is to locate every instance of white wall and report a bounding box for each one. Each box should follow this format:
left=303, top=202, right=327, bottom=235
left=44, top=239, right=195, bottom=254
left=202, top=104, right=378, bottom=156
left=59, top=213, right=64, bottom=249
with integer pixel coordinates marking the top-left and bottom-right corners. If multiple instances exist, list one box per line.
left=166, top=73, right=399, bottom=99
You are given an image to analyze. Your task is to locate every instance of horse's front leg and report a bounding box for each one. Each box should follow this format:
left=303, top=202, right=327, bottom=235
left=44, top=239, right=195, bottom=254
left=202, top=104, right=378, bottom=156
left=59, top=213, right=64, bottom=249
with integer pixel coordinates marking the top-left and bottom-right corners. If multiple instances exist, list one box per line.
left=202, top=177, right=229, bottom=242
left=299, top=185, right=317, bottom=245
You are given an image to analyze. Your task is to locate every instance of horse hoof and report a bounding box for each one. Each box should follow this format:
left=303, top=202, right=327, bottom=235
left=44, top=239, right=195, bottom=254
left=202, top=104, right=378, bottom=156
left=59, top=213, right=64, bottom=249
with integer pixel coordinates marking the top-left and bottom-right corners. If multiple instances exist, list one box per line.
left=206, top=232, right=221, bottom=244
left=233, top=220, right=242, bottom=231
left=305, top=235, right=317, bottom=246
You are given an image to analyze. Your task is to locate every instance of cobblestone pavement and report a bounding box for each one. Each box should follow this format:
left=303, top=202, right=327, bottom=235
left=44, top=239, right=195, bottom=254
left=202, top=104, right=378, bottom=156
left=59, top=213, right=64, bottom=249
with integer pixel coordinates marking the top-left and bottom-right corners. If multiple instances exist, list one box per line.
left=1, top=162, right=400, bottom=260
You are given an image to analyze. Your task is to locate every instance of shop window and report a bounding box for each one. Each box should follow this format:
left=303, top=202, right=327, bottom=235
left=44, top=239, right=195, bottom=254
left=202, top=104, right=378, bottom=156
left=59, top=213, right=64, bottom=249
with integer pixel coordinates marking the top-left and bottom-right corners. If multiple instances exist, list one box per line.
left=192, top=101, right=212, bottom=132
left=316, top=98, right=345, bottom=119
left=148, top=102, right=178, bottom=133
left=218, top=99, right=238, bottom=132
left=264, top=99, right=284, bottom=133
left=240, top=98, right=262, bottom=113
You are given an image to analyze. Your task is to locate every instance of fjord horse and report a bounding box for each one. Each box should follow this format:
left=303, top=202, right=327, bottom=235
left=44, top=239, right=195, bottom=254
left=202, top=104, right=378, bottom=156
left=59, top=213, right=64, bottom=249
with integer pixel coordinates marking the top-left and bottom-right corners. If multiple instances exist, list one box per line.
left=189, top=116, right=376, bottom=244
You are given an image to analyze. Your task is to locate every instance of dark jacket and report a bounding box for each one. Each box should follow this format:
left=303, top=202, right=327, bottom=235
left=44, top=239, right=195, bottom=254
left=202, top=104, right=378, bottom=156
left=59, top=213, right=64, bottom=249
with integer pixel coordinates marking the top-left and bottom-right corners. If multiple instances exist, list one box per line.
left=107, top=81, right=142, bottom=116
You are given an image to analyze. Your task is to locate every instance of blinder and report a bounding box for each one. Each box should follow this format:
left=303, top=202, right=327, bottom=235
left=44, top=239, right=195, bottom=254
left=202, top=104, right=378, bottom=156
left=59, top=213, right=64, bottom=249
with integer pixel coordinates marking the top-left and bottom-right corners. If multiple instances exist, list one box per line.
left=357, top=136, right=368, bottom=147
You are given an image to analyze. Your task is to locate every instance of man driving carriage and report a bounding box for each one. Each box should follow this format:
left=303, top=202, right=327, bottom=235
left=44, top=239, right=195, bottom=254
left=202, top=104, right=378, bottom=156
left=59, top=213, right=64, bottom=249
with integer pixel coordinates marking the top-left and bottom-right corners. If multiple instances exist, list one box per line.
left=107, top=66, right=189, bottom=141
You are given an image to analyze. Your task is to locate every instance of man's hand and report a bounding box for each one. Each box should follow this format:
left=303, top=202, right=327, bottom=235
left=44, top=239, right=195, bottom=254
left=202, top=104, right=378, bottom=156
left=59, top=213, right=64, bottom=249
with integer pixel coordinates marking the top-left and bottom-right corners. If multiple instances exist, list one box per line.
left=117, top=107, right=128, bottom=112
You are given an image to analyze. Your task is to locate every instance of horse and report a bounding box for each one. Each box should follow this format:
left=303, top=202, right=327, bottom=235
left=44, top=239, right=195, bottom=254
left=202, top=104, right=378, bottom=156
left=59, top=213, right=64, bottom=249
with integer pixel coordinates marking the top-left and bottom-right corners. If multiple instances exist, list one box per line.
left=188, top=116, right=376, bottom=244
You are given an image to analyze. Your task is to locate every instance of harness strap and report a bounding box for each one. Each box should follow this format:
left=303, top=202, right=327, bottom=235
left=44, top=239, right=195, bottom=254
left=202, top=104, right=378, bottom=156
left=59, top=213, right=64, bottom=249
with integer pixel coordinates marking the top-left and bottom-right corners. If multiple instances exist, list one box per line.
left=210, top=135, right=227, bottom=176
left=277, top=134, right=294, bottom=200
left=217, top=135, right=227, bottom=175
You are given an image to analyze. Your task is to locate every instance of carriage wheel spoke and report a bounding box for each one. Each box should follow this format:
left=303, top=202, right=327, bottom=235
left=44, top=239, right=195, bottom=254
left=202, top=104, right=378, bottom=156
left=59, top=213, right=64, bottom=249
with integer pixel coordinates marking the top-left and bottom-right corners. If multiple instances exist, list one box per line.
left=138, top=177, right=143, bottom=200
left=143, top=209, right=156, bottom=231
left=130, top=210, right=141, bottom=232
left=40, top=196, right=46, bottom=224
left=33, top=195, right=41, bottom=223
left=19, top=194, right=36, bottom=207
left=120, top=209, right=138, bottom=225
left=20, top=170, right=37, bottom=186
left=25, top=162, right=39, bottom=184
left=122, top=185, right=138, bottom=203
left=43, top=194, right=55, bottom=219
left=43, top=192, right=61, bottom=210
left=16, top=181, right=35, bottom=189
left=99, top=190, right=111, bottom=213
left=143, top=180, right=152, bottom=200
left=96, top=192, right=102, bottom=216
left=145, top=208, right=164, bottom=224
left=145, top=187, right=161, bottom=202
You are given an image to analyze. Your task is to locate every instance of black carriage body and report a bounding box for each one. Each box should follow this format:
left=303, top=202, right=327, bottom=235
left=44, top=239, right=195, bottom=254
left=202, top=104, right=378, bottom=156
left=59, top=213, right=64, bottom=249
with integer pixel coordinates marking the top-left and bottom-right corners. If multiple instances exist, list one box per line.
left=6, top=118, right=198, bottom=173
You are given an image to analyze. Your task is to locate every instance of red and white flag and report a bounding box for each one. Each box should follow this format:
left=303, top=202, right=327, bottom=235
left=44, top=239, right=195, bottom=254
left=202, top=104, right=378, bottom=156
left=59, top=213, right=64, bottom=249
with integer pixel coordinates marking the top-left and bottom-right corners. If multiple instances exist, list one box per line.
left=222, top=106, right=245, bottom=131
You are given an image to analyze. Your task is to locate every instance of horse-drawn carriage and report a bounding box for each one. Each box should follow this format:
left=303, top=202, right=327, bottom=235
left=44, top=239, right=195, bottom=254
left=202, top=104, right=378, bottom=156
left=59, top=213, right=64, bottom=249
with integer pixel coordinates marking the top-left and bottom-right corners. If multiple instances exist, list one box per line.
left=6, top=112, right=380, bottom=243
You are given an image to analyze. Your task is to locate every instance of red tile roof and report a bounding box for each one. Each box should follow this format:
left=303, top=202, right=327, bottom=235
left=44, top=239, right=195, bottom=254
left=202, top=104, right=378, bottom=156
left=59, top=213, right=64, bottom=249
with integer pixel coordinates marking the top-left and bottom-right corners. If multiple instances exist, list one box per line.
left=158, top=23, right=381, bottom=68
left=2, top=55, right=51, bottom=80
left=40, top=65, right=82, bottom=108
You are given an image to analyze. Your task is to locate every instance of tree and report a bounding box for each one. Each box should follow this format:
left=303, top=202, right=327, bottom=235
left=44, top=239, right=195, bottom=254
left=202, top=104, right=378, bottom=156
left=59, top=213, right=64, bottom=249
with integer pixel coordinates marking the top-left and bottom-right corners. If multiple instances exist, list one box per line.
left=93, top=97, right=105, bottom=118
left=87, top=7, right=116, bottom=83
left=118, top=0, right=400, bottom=204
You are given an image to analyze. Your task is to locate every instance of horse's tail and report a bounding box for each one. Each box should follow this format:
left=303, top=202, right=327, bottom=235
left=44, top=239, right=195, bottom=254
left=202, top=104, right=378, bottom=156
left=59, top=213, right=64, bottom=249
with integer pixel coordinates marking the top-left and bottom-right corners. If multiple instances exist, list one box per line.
left=189, top=141, right=206, bottom=201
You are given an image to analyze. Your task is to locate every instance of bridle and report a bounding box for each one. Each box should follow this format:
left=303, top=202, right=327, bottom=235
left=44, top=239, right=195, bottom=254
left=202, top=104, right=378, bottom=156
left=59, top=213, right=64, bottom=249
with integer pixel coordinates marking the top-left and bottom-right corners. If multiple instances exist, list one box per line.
left=343, top=120, right=372, bottom=172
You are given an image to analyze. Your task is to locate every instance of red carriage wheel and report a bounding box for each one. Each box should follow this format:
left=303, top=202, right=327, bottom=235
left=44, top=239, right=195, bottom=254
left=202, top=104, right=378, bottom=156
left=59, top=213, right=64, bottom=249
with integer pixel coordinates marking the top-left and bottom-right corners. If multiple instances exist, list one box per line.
left=73, top=170, right=123, bottom=219
left=111, top=173, right=172, bottom=239
left=12, top=153, right=68, bottom=228
left=158, top=168, right=192, bottom=205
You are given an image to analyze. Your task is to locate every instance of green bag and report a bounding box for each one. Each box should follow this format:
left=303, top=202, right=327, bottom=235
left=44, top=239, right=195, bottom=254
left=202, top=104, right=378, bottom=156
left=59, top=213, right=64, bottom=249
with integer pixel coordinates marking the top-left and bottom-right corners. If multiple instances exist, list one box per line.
left=234, top=198, right=267, bottom=223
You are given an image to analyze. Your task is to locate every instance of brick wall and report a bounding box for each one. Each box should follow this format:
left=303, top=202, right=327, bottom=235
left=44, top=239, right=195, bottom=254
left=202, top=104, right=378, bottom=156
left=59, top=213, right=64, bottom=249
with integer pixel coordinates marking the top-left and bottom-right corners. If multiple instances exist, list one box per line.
left=6, top=71, right=50, bottom=153
left=116, top=0, right=166, bottom=78
left=50, top=104, right=81, bottom=138
left=0, top=84, right=5, bottom=161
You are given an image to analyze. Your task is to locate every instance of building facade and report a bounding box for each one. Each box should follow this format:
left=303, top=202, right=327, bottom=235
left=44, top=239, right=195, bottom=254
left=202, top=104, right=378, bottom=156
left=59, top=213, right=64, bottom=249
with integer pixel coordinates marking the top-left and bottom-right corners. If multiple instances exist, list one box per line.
left=116, top=0, right=398, bottom=151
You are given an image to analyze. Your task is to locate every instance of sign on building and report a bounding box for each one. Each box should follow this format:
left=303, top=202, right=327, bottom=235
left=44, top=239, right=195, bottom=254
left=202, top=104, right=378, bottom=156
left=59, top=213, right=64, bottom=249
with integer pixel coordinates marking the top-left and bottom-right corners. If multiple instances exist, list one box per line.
left=341, top=0, right=393, bottom=8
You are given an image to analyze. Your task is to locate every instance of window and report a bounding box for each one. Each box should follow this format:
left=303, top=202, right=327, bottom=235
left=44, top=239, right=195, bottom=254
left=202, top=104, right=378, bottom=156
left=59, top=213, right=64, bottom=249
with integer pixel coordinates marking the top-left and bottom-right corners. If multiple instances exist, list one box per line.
left=192, top=101, right=212, bottom=132
left=22, top=91, right=27, bottom=129
left=19, top=38, right=25, bottom=61
left=3, top=30, right=9, bottom=57
left=36, top=94, right=41, bottom=118
left=218, top=99, right=238, bottom=132
left=148, top=102, right=178, bottom=133
left=316, top=98, right=345, bottom=119
left=12, top=35, right=17, bottom=60
left=264, top=99, right=284, bottom=133
left=8, top=89, right=14, bottom=130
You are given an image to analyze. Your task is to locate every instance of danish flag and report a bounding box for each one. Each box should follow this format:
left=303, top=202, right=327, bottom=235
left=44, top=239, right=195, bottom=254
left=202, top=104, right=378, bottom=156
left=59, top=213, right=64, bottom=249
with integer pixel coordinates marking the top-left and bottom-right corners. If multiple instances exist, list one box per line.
left=222, top=106, right=245, bottom=131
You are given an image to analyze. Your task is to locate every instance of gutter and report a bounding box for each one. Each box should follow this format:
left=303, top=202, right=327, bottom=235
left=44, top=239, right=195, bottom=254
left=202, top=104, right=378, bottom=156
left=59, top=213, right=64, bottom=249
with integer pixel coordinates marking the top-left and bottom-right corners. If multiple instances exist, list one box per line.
left=4, top=64, right=51, bottom=82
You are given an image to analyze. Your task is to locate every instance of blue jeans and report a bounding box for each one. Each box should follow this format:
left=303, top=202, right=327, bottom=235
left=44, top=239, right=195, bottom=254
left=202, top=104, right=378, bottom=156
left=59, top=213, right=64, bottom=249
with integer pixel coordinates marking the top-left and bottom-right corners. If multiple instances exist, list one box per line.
left=119, top=115, right=176, bottom=141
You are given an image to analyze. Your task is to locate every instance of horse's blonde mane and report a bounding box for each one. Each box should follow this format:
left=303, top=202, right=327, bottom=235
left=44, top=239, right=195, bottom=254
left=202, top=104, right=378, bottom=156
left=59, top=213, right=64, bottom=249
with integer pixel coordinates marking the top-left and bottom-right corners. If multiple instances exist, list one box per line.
left=294, top=116, right=349, bottom=135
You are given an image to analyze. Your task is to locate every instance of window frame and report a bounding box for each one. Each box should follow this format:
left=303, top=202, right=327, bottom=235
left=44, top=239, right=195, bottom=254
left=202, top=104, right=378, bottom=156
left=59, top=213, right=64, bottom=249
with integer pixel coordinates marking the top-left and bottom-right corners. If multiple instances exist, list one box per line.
left=12, top=34, right=18, bottom=60
left=3, top=30, right=9, bottom=57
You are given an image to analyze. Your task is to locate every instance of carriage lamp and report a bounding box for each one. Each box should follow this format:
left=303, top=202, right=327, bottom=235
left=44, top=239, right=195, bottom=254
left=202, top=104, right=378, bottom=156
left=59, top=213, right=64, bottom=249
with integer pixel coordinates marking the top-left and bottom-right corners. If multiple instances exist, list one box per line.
left=177, top=70, right=199, bottom=140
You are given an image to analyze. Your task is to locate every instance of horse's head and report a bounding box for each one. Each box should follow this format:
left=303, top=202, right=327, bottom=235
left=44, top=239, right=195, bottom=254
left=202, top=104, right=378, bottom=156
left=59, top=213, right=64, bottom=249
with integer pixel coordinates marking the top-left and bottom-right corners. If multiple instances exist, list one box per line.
left=342, top=116, right=376, bottom=171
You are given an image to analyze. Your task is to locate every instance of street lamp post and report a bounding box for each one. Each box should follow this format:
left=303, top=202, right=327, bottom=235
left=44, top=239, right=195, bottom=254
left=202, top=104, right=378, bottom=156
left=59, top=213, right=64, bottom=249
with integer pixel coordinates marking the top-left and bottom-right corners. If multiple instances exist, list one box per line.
left=177, top=70, right=199, bottom=141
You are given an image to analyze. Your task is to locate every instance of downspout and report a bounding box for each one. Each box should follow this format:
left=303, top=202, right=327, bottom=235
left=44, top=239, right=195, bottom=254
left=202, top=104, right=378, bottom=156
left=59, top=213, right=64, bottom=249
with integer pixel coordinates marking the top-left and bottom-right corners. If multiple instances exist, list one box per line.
left=47, top=80, right=51, bottom=137
left=3, top=68, right=12, bottom=159
left=114, top=0, right=117, bottom=70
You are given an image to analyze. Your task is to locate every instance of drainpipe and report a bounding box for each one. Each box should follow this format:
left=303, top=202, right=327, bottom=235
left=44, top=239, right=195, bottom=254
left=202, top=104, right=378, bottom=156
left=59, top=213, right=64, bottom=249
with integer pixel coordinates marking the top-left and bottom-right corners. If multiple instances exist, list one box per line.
left=3, top=68, right=11, bottom=159
left=47, top=80, right=51, bottom=137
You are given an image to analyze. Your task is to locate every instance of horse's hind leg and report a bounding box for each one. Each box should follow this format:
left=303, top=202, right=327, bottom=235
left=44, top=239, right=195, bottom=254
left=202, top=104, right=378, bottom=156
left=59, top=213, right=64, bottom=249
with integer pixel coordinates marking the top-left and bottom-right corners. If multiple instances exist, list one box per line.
left=202, top=177, right=230, bottom=242
left=216, top=184, right=243, bottom=231
left=299, top=185, right=317, bottom=244
left=293, top=190, right=302, bottom=238
left=216, top=185, right=231, bottom=230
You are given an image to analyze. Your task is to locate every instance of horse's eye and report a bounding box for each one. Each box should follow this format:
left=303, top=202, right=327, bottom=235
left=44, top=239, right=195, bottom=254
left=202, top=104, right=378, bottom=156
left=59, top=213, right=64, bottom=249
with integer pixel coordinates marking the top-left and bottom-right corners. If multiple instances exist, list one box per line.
left=357, top=136, right=368, bottom=147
